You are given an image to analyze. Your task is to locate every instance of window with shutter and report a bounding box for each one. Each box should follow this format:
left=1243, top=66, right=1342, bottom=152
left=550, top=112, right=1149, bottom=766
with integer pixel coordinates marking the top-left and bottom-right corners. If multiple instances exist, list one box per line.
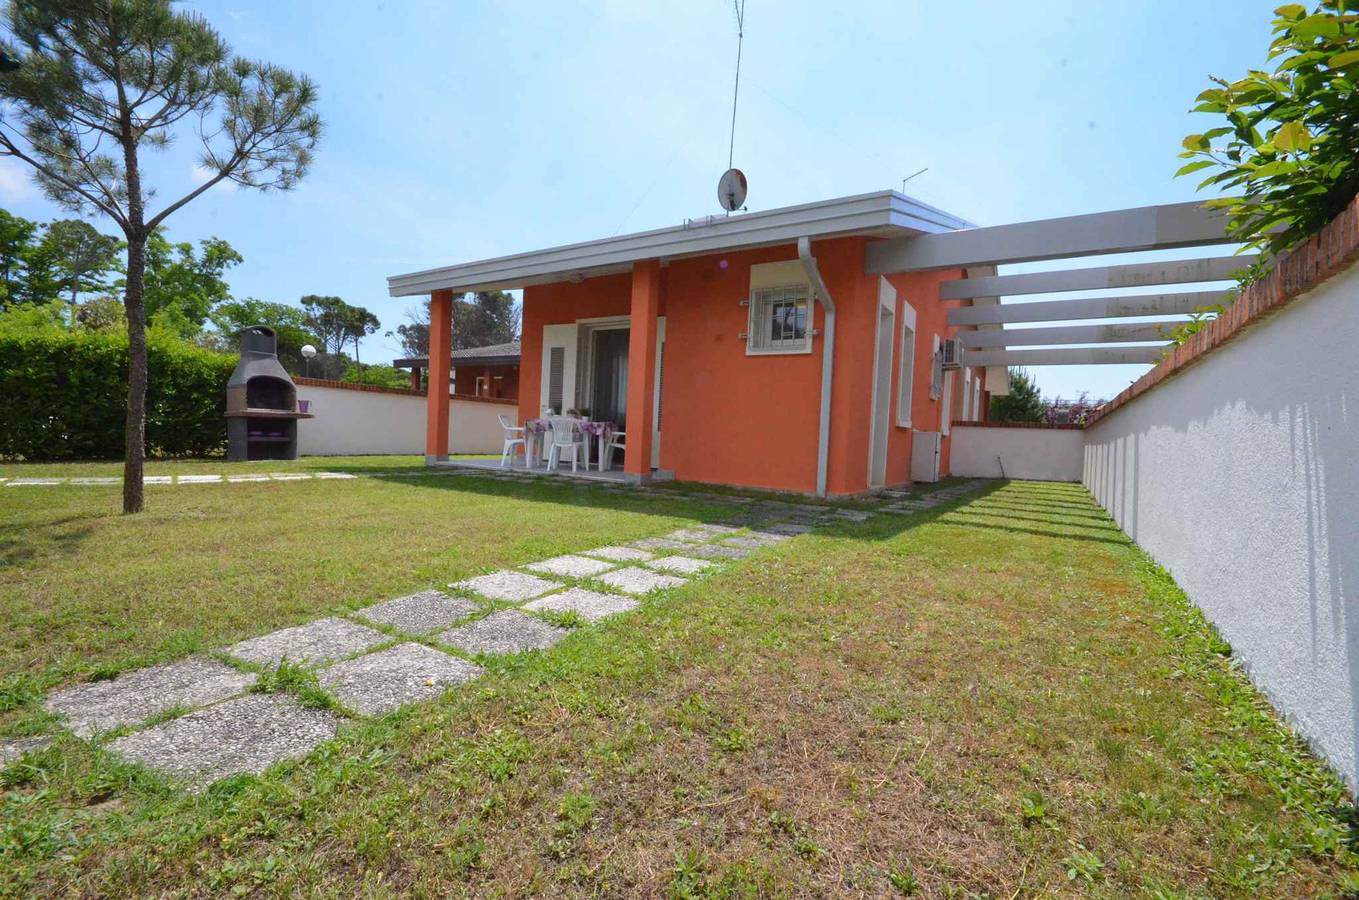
left=547, top=346, right=565, bottom=413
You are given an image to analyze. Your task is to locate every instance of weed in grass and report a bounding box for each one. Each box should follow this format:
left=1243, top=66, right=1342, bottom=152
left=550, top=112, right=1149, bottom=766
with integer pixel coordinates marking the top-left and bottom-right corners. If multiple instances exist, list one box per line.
left=1063, top=843, right=1105, bottom=883
left=250, top=659, right=337, bottom=711
left=1020, top=791, right=1049, bottom=826
left=715, top=726, right=748, bottom=753
left=555, top=789, right=597, bottom=837
left=0, top=675, right=39, bottom=713
left=443, top=822, right=484, bottom=873
left=534, top=609, right=584, bottom=630
left=871, top=702, right=906, bottom=724
left=887, top=865, right=920, bottom=895
left=669, top=847, right=707, bottom=899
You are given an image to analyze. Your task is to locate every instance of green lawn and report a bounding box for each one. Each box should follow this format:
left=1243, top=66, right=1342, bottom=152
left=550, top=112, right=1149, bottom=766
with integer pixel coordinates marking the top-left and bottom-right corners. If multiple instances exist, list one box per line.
left=0, top=470, right=1354, bottom=896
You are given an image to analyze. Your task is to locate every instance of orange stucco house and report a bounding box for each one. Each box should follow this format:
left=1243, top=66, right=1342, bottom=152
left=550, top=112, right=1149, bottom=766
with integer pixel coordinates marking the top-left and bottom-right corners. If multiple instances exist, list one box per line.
left=388, top=191, right=993, bottom=497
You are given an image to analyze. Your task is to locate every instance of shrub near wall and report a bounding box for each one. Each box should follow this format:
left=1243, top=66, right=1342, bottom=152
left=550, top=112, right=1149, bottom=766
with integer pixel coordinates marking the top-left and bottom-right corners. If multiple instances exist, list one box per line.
left=0, top=328, right=237, bottom=460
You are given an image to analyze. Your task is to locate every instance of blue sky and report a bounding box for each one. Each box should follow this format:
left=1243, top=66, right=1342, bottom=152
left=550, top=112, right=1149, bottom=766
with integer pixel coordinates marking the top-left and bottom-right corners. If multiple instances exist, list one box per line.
left=0, top=0, right=1282, bottom=398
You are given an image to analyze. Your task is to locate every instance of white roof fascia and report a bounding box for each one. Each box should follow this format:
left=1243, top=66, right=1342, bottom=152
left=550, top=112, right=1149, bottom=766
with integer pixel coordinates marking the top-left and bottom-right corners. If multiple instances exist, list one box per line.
left=387, top=190, right=972, bottom=297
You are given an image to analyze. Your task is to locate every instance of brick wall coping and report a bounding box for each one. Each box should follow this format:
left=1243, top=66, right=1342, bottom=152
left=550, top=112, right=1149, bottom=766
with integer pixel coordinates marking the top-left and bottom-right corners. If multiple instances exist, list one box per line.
left=1085, top=193, right=1359, bottom=427
left=953, top=420, right=1084, bottom=431
left=294, top=376, right=516, bottom=405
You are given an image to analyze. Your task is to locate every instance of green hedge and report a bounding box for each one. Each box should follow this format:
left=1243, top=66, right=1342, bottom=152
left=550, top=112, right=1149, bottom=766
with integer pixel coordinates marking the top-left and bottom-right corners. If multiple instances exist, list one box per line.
left=0, top=329, right=237, bottom=460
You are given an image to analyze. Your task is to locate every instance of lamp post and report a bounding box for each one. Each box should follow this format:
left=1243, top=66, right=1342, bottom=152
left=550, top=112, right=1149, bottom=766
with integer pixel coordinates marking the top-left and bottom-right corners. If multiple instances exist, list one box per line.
left=301, top=344, right=316, bottom=377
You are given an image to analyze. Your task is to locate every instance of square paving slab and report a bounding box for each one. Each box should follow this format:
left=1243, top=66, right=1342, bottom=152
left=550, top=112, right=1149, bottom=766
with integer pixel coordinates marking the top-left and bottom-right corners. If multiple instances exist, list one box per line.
left=317, top=643, right=483, bottom=716
left=7, top=478, right=62, bottom=486
left=451, top=570, right=562, bottom=602
left=761, top=522, right=815, bottom=535
left=143, top=475, right=173, bottom=484
left=107, top=694, right=339, bottom=789
left=632, top=537, right=695, bottom=552
left=680, top=543, right=753, bottom=560
left=313, top=472, right=357, bottom=479
left=226, top=473, right=271, bottom=482
left=46, top=657, right=257, bottom=737
left=177, top=474, right=222, bottom=483
left=580, top=545, right=654, bottom=562
left=227, top=617, right=388, bottom=668
left=438, top=610, right=570, bottom=655
left=524, top=587, right=639, bottom=623
left=665, top=528, right=718, bottom=543
left=647, top=555, right=715, bottom=576
left=70, top=477, right=120, bottom=485
left=356, top=590, right=479, bottom=634
left=595, top=566, right=688, bottom=595
left=525, top=554, right=616, bottom=578
left=722, top=535, right=776, bottom=550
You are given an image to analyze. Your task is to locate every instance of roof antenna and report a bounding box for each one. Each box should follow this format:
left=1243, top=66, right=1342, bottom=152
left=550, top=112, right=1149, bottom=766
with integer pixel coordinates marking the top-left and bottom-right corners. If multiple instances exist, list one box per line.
left=718, top=0, right=748, bottom=215
left=900, top=167, right=928, bottom=193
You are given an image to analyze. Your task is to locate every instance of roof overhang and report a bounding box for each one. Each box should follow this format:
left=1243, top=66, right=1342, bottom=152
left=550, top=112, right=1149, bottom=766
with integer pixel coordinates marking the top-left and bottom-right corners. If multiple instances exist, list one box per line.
left=395, top=354, right=521, bottom=369
left=387, top=190, right=973, bottom=297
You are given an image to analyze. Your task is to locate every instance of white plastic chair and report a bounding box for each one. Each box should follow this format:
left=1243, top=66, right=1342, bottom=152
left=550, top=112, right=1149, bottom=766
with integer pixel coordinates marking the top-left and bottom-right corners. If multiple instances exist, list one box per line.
left=498, top=414, right=526, bottom=468
left=546, top=415, right=582, bottom=472
left=601, top=430, right=625, bottom=471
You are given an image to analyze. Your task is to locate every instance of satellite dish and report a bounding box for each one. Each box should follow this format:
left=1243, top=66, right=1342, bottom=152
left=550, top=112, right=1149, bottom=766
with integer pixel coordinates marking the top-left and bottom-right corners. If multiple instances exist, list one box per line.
left=717, top=168, right=748, bottom=211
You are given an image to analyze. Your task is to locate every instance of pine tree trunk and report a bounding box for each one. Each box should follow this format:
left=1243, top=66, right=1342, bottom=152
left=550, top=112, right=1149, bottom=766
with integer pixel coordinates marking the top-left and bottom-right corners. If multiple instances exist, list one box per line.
left=122, top=235, right=147, bottom=514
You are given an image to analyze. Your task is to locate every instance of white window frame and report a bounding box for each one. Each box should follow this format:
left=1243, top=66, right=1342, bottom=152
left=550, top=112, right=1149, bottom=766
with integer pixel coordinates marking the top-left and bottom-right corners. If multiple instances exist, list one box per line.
left=746, top=282, right=814, bottom=355
left=895, top=298, right=917, bottom=428
left=929, top=334, right=944, bottom=401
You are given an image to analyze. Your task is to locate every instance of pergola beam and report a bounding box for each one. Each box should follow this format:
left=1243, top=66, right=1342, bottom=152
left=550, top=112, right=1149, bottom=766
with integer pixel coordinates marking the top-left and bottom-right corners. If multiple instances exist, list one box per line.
left=947, top=290, right=1228, bottom=326
left=959, top=321, right=1186, bottom=349
left=965, top=347, right=1166, bottom=367
left=939, top=254, right=1255, bottom=300
left=867, top=200, right=1234, bottom=272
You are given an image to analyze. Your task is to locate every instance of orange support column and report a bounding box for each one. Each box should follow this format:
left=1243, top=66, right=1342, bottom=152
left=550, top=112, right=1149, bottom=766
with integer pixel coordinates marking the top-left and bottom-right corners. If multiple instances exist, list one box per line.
left=425, top=289, right=453, bottom=462
left=624, top=260, right=661, bottom=481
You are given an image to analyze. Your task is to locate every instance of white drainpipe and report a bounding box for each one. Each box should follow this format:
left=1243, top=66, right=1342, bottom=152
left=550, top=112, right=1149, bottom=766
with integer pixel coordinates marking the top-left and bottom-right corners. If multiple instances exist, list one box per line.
left=798, top=236, right=835, bottom=498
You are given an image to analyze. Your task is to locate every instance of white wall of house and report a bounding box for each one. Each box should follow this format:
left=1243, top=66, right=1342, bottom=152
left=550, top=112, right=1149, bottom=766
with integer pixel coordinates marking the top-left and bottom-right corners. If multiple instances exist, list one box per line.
left=296, top=383, right=508, bottom=455
left=951, top=425, right=1084, bottom=481
left=1083, top=263, right=1359, bottom=788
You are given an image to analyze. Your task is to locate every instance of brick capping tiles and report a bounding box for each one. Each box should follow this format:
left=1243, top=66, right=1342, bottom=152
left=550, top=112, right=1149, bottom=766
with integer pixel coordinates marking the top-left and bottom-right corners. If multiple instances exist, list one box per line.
left=952, top=420, right=1084, bottom=431
left=292, top=376, right=516, bottom=405
left=1086, top=193, right=1359, bottom=427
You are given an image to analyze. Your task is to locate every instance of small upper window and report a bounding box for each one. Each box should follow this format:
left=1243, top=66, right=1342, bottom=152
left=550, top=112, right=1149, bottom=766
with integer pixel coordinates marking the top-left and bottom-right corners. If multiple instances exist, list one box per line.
left=747, top=283, right=812, bottom=354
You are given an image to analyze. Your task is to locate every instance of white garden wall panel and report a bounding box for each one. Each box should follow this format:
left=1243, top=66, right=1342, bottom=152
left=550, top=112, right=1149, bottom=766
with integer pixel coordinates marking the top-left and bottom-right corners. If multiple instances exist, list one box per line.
left=295, top=384, right=507, bottom=456
left=951, top=425, right=1084, bottom=482
left=1083, top=263, right=1359, bottom=788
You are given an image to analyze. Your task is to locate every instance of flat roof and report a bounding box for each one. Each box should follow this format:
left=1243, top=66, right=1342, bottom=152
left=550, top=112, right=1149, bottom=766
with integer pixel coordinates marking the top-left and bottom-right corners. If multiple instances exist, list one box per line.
left=387, top=190, right=973, bottom=297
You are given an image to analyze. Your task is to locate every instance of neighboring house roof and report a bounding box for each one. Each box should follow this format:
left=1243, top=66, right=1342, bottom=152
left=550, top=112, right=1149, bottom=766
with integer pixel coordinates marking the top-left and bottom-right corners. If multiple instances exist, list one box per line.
left=387, top=190, right=973, bottom=297
left=394, top=341, right=521, bottom=370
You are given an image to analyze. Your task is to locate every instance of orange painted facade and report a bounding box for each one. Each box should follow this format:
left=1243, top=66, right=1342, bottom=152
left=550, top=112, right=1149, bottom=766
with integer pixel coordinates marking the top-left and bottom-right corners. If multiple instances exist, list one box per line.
left=515, top=237, right=985, bottom=496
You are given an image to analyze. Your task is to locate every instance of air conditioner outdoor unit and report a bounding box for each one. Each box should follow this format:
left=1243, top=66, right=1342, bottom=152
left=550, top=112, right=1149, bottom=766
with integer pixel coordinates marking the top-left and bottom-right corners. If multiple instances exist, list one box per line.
left=941, top=337, right=965, bottom=370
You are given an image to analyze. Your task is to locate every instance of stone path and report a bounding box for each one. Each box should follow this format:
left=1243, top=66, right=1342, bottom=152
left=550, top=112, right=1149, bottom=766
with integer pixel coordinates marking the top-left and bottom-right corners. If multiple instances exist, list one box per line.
left=4, top=476, right=990, bottom=787
left=3, top=471, right=358, bottom=488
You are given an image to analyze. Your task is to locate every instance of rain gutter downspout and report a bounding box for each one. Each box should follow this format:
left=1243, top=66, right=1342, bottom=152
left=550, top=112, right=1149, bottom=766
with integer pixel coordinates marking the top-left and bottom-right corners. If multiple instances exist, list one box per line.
left=798, top=236, right=835, bottom=498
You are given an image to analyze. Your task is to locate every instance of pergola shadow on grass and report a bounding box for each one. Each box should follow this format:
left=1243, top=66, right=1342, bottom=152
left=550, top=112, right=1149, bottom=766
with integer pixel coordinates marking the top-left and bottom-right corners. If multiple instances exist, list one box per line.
left=2, top=476, right=1355, bottom=896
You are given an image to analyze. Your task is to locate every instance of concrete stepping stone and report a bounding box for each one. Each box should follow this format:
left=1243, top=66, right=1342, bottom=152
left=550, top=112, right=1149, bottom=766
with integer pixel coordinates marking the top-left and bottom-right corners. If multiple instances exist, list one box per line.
left=7, top=478, right=63, bottom=486
left=0, top=736, right=52, bottom=766
left=144, top=476, right=173, bottom=484
left=833, top=509, right=872, bottom=521
left=632, top=537, right=694, bottom=552
left=317, top=643, right=483, bottom=716
left=525, top=554, right=616, bottom=578
left=665, top=528, right=718, bottom=543
left=760, top=522, right=814, bottom=535
left=313, top=472, right=357, bottom=479
left=437, top=610, right=569, bottom=655
left=355, top=590, right=478, bottom=634
left=227, top=617, right=387, bottom=668
left=45, top=657, right=256, bottom=737
left=70, top=477, right=120, bottom=485
left=451, top=570, right=562, bottom=602
left=646, top=555, right=715, bottom=576
left=268, top=472, right=312, bottom=481
left=681, top=543, right=752, bottom=560
left=595, top=566, right=687, bottom=595
left=745, top=529, right=793, bottom=543
left=580, top=545, right=654, bottom=562
left=108, top=694, right=338, bottom=789
left=722, top=535, right=776, bottom=550
left=177, top=474, right=222, bottom=483
left=524, top=587, right=639, bottom=623
left=226, top=473, right=271, bottom=483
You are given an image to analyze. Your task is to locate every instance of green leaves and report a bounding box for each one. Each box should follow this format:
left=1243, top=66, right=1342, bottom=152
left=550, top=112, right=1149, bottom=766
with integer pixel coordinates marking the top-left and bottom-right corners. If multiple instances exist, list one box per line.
left=1177, top=0, right=1359, bottom=261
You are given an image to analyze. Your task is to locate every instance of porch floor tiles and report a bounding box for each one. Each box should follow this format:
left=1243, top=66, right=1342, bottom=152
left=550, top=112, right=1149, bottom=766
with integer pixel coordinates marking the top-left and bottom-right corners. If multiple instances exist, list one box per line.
left=525, top=554, right=617, bottom=578
left=355, top=590, right=479, bottom=634
left=594, top=567, right=688, bottom=595
left=44, top=657, right=257, bottom=738
left=317, top=643, right=484, bottom=717
left=451, top=570, right=562, bottom=603
left=107, top=694, right=340, bottom=789
left=430, top=457, right=632, bottom=484
left=227, top=617, right=388, bottom=669
left=580, top=545, right=654, bottom=563
left=524, top=588, right=639, bottom=623
left=436, top=610, right=571, bottom=656
left=645, top=555, right=715, bottom=576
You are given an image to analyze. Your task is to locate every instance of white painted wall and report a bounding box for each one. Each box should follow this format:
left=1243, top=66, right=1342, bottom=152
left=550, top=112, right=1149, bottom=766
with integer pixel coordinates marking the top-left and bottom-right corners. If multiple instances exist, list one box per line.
left=295, top=383, right=509, bottom=455
left=1083, top=263, right=1359, bottom=788
left=951, top=425, right=1084, bottom=481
